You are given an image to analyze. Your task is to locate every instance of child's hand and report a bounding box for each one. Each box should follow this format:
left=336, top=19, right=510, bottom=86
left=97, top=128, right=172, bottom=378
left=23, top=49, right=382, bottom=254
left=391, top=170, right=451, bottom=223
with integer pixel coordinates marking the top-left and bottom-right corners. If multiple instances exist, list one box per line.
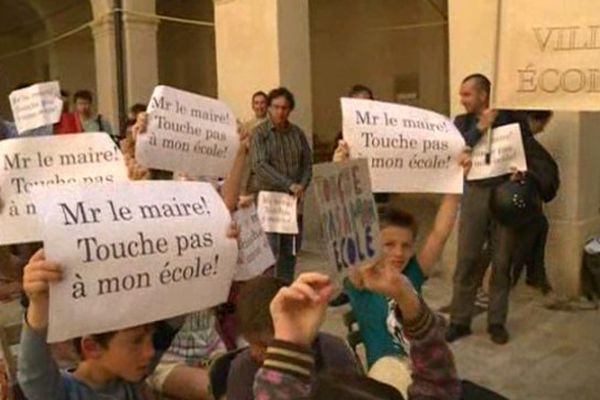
left=458, top=148, right=473, bottom=177
left=23, top=249, right=62, bottom=302
left=360, top=261, right=414, bottom=300
left=226, top=222, right=240, bottom=240
left=131, top=112, right=148, bottom=140
left=270, top=273, right=334, bottom=347
left=333, top=140, right=350, bottom=162
left=23, top=249, right=63, bottom=330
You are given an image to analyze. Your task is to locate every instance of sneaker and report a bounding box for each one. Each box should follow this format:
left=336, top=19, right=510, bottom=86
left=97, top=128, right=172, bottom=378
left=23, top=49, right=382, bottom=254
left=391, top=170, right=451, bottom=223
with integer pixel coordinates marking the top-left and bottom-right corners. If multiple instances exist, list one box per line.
left=445, top=323, right=472, bottom=343
left=488, top=324, right=509, bottom=344
left=329, top=292, right=350, bottom=307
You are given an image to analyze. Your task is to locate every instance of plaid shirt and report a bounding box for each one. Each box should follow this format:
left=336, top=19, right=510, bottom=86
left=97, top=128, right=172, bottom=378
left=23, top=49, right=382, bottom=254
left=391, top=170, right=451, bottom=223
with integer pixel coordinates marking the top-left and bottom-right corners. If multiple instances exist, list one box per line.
left=250, top=118, right=312, bottom=193
left=254, top=303, right=462, bottom=400
left=160, top=310, right=225, bottom=367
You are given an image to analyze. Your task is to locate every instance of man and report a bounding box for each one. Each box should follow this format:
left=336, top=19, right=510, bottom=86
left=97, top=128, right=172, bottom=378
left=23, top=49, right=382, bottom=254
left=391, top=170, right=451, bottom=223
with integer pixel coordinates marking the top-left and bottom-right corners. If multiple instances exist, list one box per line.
left=446, top=74, right=532, bottom=345
left=251, top=87, right=312, bottom=283
left=73, top=90, right=114, bottom=137
left=511, top=110, right=559, bottom=293
left=239, top=91, right=269, bottom=203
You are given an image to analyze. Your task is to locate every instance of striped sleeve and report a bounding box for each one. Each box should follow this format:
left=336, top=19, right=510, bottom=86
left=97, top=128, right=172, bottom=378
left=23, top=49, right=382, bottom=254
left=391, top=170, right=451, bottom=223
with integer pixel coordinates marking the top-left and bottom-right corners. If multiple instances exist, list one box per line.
left=262, top=340, right=315, bottom=382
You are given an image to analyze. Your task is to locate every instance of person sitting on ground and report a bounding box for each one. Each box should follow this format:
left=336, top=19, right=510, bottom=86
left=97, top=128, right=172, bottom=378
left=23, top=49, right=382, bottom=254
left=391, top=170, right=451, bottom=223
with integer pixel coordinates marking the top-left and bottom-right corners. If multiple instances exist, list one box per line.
left=226, top=275, right=361, bottom=400
left=18, top=249, right=157, bottom=399
left=333, top=141, right=468, bottom=370
left=253, top=270, right=461, bottom=400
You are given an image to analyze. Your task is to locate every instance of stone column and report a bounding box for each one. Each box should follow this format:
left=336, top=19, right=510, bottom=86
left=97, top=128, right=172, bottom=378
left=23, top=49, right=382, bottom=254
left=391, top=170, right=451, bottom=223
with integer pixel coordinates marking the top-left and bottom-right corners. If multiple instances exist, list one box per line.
left=214, top=0, right=313, bottom=141
left=123, top=0, right=158, bottom=107
left=448, top=0, right=600, bottom=297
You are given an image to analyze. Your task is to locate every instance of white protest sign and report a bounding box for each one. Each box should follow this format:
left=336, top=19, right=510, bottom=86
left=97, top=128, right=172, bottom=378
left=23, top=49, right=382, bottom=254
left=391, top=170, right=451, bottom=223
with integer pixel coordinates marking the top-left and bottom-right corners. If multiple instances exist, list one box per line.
left=495, top=0, right=600, bottom=111
left=257, top=191, right=298, bottom=234
left=312, top=159, right=380, bottom=284
left=0, top=133, right=127, bottom=245
left=136, top=85, right=239, bottom=177
left=233, top=204, right=275, bottom=281
left=467, top=124, right=527, bottom=181
left=9, top=81, right=63, bottom=134
left=34, top=181, right=237, bottom=343
left=342, top=98, right=465, bottom=194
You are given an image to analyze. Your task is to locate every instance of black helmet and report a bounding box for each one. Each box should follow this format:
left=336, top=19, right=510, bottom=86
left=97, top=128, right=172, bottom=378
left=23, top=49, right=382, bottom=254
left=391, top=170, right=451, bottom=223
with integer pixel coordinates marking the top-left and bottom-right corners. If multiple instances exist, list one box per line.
left=491, top=177, right=542, bottom=228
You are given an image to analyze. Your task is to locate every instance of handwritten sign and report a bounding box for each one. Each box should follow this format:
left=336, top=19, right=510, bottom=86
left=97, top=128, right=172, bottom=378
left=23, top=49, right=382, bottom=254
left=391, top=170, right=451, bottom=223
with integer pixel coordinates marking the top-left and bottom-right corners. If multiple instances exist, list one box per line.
left=136, top=85, right=239, bottom=178
left=0, top=133, right=127, bottom=245
left=9, top=81, right=63, bottom=134
left=233, top=204, right=275, bottom=281
left=34, top=181, right=237, bottom=342
left=342, top=98, right=465, bottom=193
left=467, top=124, right=527, bottom=181
left=257, top=191, right=298, bottom=234
left=312, top=159, right=380, bottom=284
left=495, top=0, right=600, bottom=110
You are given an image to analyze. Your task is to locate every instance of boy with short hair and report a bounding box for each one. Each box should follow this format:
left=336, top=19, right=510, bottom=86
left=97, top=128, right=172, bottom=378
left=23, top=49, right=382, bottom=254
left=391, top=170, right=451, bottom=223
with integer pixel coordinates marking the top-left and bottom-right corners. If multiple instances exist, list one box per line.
left=226, top=275, right=360, bottom=400
left=18, top=249, right=156, bottom=399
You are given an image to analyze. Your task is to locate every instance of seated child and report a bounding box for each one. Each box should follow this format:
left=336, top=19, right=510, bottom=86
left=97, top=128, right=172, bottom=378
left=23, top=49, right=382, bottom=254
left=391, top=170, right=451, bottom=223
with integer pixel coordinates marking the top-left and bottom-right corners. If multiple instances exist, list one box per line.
left=253, top=271, right=462, bottom=400
left=226, top=275, right=361, bottom=400
left=334, top=139, right=467, bottom=369
left=18, top=249, right=157, bottom=400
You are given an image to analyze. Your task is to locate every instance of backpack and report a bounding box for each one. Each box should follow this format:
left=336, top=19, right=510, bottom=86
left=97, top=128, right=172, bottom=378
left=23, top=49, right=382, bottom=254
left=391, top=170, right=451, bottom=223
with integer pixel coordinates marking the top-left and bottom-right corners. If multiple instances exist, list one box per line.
left=582, top=237, right=600, bottom=302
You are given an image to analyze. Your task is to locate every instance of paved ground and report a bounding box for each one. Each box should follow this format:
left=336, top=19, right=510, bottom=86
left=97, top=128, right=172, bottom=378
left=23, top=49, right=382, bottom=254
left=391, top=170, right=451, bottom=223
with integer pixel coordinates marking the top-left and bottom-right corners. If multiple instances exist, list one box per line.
left=297, top=248, right=600, bottom=400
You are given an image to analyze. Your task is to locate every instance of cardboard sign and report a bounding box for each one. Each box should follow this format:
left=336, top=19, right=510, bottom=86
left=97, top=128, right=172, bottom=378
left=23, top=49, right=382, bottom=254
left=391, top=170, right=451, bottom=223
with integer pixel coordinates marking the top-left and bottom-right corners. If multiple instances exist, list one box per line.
left=495, top=0, right=600, bottom=111
left=233, top=204, right=275, bottom=281
left=342, top=98, right=465, bottom=193
left=0, top=133, right=127, bottom=245
left=467, top=124, right=528, bottom=181
left=9, top=81, right=63, bottom=134
left=312, top=159, right=380, bottom=284
left=34, top=181, right=237, bottom=342
left=257, top=191, right=298, bottom=234
left=136, top=85, right=239, bottom=178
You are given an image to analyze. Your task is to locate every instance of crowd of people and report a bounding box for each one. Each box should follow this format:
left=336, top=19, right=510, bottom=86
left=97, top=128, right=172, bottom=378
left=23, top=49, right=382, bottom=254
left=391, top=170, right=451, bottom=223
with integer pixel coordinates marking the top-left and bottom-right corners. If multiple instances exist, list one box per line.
left=0, top=72, right=560, bottom=400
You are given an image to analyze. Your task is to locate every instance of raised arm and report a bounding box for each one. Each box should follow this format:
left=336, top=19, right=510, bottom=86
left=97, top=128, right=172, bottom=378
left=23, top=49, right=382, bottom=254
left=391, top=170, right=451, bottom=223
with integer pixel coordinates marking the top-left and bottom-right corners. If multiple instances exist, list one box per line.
left=18, top=249, right=68, bottom=400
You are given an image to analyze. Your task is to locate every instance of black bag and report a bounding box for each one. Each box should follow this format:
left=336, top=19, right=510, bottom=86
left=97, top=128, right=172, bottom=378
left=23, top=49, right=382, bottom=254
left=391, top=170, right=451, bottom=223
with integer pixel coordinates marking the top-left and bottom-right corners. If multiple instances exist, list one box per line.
left=491, top=177, right=542, bottom=228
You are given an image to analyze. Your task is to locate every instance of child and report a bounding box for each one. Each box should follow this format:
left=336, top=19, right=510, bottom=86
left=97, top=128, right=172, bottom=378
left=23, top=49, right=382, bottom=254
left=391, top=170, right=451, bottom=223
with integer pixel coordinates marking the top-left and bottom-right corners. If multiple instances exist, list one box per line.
left=334, top=140, right=468, bottom=368
left=226, top=275, right=360, bottom=400
left=18, top=249, right=156, bottom=399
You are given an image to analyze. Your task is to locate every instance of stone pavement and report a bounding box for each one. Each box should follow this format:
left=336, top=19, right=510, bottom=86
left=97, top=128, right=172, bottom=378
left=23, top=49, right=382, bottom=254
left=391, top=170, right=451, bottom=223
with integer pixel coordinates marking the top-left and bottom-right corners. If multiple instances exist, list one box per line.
left=296, top=248, right=600, bottom=400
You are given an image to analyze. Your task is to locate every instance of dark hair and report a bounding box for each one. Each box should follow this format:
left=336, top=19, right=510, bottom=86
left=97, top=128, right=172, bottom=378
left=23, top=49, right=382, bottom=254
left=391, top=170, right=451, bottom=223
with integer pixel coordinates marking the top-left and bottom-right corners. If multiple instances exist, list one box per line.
left=379, top=208, right=418, bottom=239
left=525, top=110, right=553, bottom=123
left=267, top=87, right=295, bottom=110
left=349, top=84, right=374, bottom=100
left=74, top=90, right=93, bottom=103
left=73, top=331, right=118, bottom=358
left=14, top=83, right=33, bottom=90
left=237, top=276, right=286, bottom=336
left=252, top=91, right=268, bottom=102
left=129, top=103, right=146, bottom=115
left=462, top=73, right=491, bottom=95
left=311, top=372, right=404, bottom=399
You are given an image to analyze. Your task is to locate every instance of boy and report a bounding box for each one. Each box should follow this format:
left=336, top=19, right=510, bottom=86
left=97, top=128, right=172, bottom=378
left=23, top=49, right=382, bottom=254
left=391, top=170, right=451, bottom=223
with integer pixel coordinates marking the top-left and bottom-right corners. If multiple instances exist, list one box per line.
left=18, top=249, right=156, bottom=399
left=253, top=271, right=461, bottom=399
left=334, top=141, right=467, bottom=367
left=226, top=275, right=360, bottom=400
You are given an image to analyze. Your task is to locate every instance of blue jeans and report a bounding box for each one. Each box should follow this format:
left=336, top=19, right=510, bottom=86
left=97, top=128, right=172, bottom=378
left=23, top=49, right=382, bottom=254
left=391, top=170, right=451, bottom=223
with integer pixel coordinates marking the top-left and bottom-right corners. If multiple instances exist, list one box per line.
left=267, top=233, right=296, bottom=284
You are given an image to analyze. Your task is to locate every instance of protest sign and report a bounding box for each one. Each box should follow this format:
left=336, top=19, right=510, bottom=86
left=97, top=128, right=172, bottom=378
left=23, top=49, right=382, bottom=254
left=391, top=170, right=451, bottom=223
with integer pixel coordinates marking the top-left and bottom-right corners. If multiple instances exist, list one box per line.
left=34, top=181, right=237, bottom=343
left=494, top=0, right=600, bottom=111
left=136, top=85, right=239, bottom=177
left=233, top=204, right=275, bottom=281
left=467, top=123, right=527, bottom=181
left=0, top=133, right=127, bottom=245
left=9, top=81, right=63, bottom=134
left=257, top=191, right=298, bottom=234
left=342, top=98, right=465, bottom=193
left=312, top=159, right=380, bottom=284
